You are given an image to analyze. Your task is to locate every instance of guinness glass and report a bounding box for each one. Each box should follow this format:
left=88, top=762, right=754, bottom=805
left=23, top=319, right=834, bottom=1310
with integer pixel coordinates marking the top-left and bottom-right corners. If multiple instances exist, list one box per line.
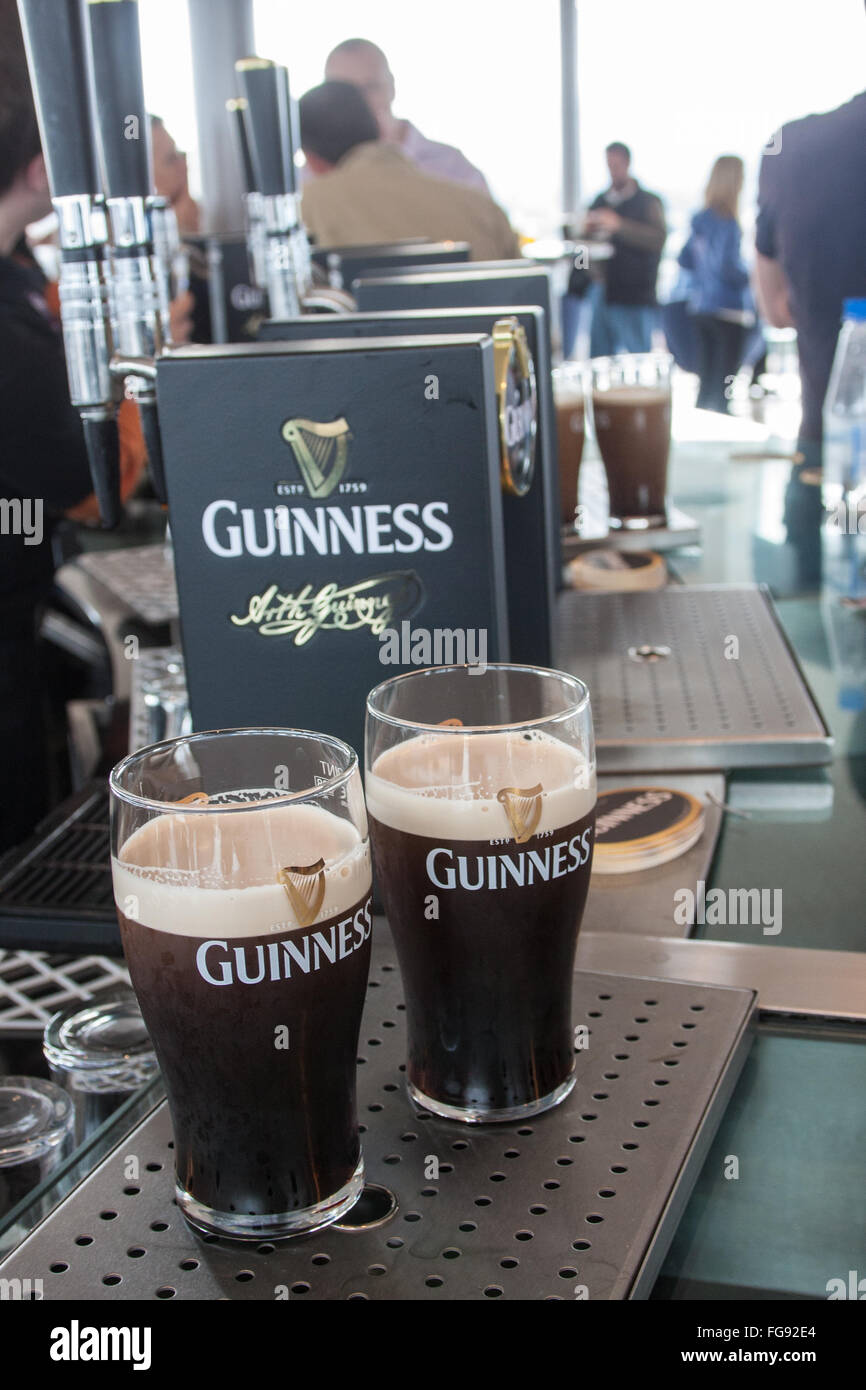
left=553, top=362, right=586, bottom=527
left=588, top=352, right=673, bottom=528
left=366, top=665, right=595, bottom=1123
left=110, top=728, right=372, bottom=1239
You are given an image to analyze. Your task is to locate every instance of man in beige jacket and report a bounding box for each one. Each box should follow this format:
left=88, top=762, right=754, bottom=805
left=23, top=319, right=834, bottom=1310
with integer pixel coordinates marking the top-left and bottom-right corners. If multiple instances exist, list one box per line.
left=299, top=82, right=519, bottom=263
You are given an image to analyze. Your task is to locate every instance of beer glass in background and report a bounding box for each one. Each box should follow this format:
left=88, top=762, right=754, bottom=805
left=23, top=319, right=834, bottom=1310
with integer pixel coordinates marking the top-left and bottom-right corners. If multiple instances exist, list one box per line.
left=588, top=352, right=673, bottom=528
left=110, top=729, right=372, bottom=1240
left=366, top=665, right=596, bottom=1123
left=553, top=362, right=586, bottom=528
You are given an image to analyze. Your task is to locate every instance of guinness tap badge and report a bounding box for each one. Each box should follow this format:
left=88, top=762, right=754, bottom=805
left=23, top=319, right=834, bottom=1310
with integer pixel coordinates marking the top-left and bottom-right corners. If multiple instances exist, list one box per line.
left=281, top=417, right=351, bottom=499
left=497, top=783, right=544, bottom=843
left=278, top=858, right=327, bottom=927
left=493, top=317, right=537, bottom=498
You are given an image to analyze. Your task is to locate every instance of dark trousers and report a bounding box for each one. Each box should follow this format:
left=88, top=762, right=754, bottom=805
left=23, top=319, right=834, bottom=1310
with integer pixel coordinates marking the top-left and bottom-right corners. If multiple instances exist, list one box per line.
left=692, top=314, right=747, bottom=413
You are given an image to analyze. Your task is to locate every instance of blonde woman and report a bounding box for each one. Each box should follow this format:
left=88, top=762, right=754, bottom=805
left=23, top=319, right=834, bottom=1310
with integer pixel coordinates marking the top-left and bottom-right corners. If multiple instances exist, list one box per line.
left=678, top=155, right=753, bottom=411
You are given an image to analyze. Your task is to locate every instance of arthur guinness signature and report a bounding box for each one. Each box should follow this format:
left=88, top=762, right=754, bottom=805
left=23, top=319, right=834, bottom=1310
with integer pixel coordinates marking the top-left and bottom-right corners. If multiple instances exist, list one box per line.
left=230, top=572, right=423, bottom=644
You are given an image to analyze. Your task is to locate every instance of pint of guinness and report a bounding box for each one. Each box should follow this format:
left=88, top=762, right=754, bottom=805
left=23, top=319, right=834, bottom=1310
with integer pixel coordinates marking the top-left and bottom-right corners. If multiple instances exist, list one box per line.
left=110, top=728, right=372, bottom=1239
left=553, top=362, right=586, bottom=527
left=366, top=664, right=596, bottom=1122
left=588, top=352, right=673, bottom=529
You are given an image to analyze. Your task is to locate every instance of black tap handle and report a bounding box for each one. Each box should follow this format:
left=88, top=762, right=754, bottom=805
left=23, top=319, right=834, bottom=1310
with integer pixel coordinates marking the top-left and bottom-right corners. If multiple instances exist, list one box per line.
left=138, top=400, right=167, bottom=504
left=227, top=98, right=257, bottom=195
left=85, top=0, right=152, bottom=198
left=17, top=0, right=100, bottom=197
left=277, top=66, right=298, bottom=196
left=82, top=414, right=122, bottom=528
left=236, top=58, right=288, bottom=198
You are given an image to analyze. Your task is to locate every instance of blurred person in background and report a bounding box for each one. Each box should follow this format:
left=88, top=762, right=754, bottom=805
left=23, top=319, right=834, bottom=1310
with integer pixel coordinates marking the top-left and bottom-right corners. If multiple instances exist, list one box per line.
left=149, top=114, right=200, bottom=236
left=0, top=9, right=100, bottom=850
left=324, top=37, right=491, bottom=195
left=584, top=141, right=666, bottom=357
left=299, top=81, right=519, bottom=261
left=678, top=155, right=753, bottom=413
left=755, top=85, right=866, bottom=458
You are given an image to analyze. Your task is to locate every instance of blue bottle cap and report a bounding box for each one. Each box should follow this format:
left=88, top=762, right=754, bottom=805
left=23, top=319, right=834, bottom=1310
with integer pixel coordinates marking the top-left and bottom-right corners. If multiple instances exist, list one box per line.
left=842, top=298, right=866, bottom=322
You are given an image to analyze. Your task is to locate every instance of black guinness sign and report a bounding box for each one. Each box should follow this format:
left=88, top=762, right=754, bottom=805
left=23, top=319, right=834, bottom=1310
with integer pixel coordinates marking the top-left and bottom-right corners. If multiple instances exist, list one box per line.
left=155, top=336, right=510, bottom=760
left=260, top=306, right=559, bottom=667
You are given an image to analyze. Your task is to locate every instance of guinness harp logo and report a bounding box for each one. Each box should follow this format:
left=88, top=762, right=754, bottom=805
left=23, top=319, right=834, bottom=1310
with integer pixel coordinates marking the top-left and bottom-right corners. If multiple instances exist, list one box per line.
left=278, top=858, right=326, bottom=928
left=496, top=784, right=543, bottom=844
left=280, top=417, right=351, bottom=499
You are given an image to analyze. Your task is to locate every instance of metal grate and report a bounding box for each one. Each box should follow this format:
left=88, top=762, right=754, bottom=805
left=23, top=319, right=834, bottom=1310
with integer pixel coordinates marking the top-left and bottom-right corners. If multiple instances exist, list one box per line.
left=0, top=785, right=118, bottom=957
left=77, top=546, right=179, bottom=626
left=0, top=952, right=129, bottom=1037
left=128, top=646, right=187, bottom=754
left=0, top=933, right=755, bottom=1300
left=556, top=585, right=831, bottom=771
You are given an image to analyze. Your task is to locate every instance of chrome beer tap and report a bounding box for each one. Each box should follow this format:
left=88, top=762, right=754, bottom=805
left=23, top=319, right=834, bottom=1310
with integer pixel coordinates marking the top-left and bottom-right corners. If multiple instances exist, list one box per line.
left=235, top=58, right=302, bottom=320
left=85, top=0, right=168, bottom=501
left=226, top=97, right=268, bottom=294
left=17, top=0, right=121, bottom=525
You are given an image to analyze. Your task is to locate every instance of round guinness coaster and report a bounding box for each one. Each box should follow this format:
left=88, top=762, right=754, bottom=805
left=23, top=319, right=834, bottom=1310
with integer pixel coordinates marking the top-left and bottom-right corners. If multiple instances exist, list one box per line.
left=592, top=786, right=705, bottom=874
left=567, top=549, right=666, bottom=591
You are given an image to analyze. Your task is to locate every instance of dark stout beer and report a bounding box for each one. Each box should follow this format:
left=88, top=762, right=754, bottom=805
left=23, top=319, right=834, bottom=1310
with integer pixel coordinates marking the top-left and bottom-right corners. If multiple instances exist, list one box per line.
left=591, top=385, right=671, bottom=524
left=556, top=392, right=586, bottom=526
left=367, top=730, right=595, bottom=1119
left=113, top=802, right=371, bottom=1229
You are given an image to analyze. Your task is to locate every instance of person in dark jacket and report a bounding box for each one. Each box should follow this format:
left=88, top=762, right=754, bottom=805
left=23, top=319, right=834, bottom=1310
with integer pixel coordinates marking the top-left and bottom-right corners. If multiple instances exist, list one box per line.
left=755, top=90, right=866, bottom=454
left=0, top=11, right=95, bottom=850
left=583, top=142, right=666, bottom=357
left=678, top=155, right=753, bottom=412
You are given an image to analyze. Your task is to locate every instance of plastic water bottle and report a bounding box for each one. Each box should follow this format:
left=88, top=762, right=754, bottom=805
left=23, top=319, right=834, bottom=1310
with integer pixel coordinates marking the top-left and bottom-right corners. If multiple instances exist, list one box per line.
left=822, top=299, right=866, bottom=709
left=823, top=298, right=866, bottom=508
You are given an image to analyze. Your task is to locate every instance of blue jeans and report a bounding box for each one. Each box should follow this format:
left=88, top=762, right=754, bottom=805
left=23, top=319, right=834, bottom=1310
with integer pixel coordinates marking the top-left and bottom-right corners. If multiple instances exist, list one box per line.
left=589, top=283, right=656, bottom=357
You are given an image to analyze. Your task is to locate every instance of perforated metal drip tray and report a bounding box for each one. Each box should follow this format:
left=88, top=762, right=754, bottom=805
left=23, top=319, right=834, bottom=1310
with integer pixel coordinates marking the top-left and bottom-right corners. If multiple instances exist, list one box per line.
left=77, top=545, right=179, bottom=627
left=1, top=926, right=756, bottom=1300
left=0, top=784, right=118, bottom=955
left=556, top=585, right=832, bottom=771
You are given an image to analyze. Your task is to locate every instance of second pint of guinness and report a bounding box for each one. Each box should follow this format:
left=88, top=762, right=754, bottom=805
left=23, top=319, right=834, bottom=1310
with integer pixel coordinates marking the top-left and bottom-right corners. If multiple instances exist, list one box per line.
left=110, top=728, right=372, bottom=1239
left=589, top=352, right=673, bottom=528
left=366, top=665, right=596, bottom=1122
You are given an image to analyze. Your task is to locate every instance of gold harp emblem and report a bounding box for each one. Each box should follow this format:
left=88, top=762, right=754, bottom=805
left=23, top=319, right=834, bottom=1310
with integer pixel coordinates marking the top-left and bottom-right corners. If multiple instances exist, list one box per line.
left=280, top=417, right=351, bottom=499
left=438, top=717, right=463, bottom=727
left=496, top=784, right=543, bottom=844
left=177, top=792, right=209, bottom=805
left=278, top=858, right=326, bottom=928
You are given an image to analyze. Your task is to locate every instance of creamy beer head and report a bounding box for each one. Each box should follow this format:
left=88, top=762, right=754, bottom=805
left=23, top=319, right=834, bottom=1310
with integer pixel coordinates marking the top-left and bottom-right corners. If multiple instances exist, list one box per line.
left=113, top=800, right=371, bottom=937
left=591, top=385, right=670, bottom=409
left=366, top=728, right=595, bottom=840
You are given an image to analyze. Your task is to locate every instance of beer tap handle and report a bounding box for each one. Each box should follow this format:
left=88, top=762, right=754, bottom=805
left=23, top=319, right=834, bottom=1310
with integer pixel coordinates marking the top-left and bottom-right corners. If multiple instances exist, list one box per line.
left=138, top=399, right=168, bottom=504
left=277, top=65, right=299, bottom=198
left=81, top=413, right=122, bottom=529
left=235, top=58, right=300, bottom=318
left=227, top=98, right=257, bottom=195
left=86, top=0, right=167, bottom=504
left=18, top=0, right=123, bottom=526
left=235, top=59, right=289, bottom=198
left=17, top=0, right=99, bottom=197
left=85, top=0, right=152, bottom=200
